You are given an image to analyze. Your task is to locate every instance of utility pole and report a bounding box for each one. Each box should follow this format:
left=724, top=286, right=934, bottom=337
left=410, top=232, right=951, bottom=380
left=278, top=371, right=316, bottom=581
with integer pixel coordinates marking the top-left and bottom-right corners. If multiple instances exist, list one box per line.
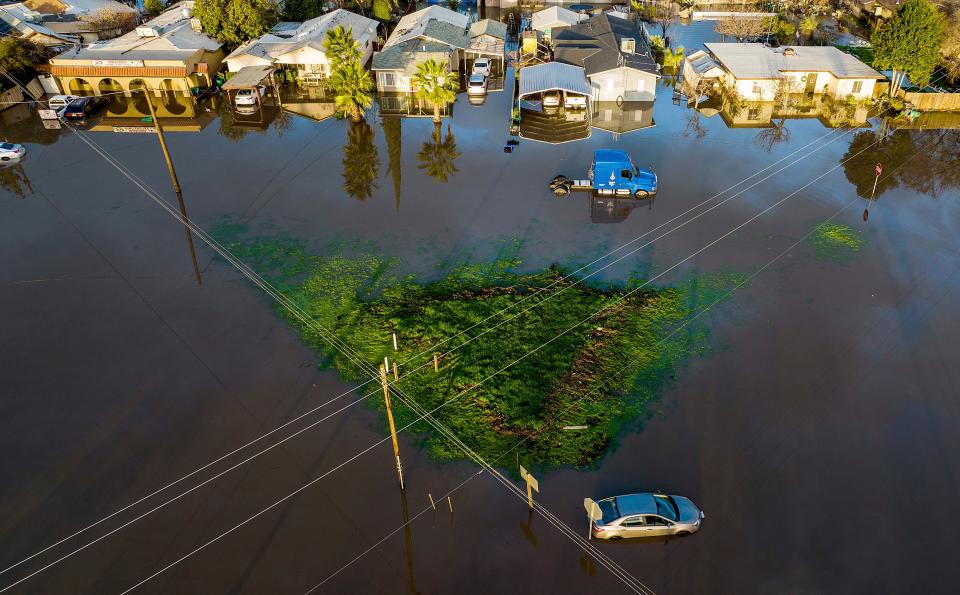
left=380, top=363, right=404, bottom=490
left=139, top=89, right=202, bottom=285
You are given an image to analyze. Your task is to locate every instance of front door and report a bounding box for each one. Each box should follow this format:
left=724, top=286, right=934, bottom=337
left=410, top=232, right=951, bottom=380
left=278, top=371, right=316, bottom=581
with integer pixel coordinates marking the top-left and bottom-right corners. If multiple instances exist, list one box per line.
left=804, top=72, right=818, bottom=94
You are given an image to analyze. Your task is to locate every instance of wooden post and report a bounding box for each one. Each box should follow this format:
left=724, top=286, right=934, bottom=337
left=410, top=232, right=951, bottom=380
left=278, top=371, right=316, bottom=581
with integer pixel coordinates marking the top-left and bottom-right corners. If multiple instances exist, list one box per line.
left=447, top=496, right=453, bottom=513
left=393, top=362, right=399, bottom=382
left=428, top=493, right=436, bottom=510
left=380, top=364, right=404, bottom=490
left=433, top=353, right=439, bottom=373
left=392, top=332, right=398, bottom=350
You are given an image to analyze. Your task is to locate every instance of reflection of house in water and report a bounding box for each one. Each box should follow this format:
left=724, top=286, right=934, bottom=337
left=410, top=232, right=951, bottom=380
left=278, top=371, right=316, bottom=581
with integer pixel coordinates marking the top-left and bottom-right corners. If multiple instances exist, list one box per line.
left=88, top=93, right=216, bottom=132
left=591, top=101, right=655, bottom=136
left=715, top=94, right=871, bottom=129
left=378, top=93, right=452, bottom=118
left=589, top=194, right=651, bottom=224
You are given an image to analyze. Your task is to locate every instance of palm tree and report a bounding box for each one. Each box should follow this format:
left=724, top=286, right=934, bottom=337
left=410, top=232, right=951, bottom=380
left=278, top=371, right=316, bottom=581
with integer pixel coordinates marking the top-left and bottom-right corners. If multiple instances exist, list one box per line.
left=323, top=25, right=361, bottom=71
left=329, top=60, right=374, bottom=122
left=412, top=59, right=458, bottom=123
left=342, top=119, right=380, bottom=200
left=417, top=122, right=461, bottom=183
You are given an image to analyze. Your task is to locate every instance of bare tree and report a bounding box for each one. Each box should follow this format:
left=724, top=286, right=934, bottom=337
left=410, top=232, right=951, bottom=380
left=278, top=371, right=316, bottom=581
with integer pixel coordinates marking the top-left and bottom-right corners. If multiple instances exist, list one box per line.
left=683, top=108, right=707, bottom=139
left=715, top=15, right=774, bottom=42
left=82, top=8, right=136, bottom=39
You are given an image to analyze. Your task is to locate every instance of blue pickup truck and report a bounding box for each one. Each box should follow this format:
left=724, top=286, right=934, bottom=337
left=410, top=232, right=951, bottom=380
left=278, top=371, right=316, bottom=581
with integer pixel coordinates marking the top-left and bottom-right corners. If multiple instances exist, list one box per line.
left=550, top=150, right=658, bottom=198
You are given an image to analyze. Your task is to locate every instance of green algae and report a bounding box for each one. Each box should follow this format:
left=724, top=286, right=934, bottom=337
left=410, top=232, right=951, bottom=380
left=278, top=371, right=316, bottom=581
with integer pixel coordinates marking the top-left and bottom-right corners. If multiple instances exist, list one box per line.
left=214, top=221, right=743, bottom=469
left=809, top=222, right=865, bottom=263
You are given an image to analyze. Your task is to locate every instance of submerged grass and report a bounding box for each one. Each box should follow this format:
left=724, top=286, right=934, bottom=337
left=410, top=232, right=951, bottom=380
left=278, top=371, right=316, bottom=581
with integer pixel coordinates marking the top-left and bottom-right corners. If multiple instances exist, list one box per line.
left=214, top=221, right=743, bottom=469
left=810, top=222, right=864, bottom=263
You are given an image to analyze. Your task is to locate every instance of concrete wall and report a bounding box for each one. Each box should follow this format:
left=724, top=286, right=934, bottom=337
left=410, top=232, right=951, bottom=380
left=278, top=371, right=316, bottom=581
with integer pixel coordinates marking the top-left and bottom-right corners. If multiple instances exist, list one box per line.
left=590, top=68, right=657, bottom=102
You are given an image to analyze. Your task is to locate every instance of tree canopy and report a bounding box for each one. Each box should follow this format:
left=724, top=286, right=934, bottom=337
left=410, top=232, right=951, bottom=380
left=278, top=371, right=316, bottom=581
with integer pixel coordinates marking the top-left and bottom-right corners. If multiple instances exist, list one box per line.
left=0, top=37, right=48, bottom=80
left=281, top=0, right=325, bottom=21
left=872, top=0, right=946, bottom=91
left=193, top=0, right=278, bottom=48
left=413, top=59, right=458, bottom=123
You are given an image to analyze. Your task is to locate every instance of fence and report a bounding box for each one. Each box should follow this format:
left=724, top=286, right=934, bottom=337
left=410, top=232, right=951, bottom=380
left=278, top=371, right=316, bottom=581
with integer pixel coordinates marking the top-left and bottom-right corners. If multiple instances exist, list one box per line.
left=897, top=90, right=960, bottom=112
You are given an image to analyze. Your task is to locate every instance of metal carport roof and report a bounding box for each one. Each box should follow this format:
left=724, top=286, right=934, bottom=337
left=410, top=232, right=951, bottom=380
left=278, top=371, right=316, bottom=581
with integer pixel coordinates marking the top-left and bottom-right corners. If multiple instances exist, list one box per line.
left=222, top=65, right=276, bottom=90
left=518, top=62, right=592, bottom=99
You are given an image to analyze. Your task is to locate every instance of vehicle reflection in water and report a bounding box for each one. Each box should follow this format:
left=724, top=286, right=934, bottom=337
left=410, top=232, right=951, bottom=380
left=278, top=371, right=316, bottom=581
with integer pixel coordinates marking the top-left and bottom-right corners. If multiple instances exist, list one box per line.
left=518, top=101, right=657, bottom=144
left=589, top=193, right=653, bottom=224
left=417, top=122, right=461, bottom=183
left=0, top=160, right=33, bottom=198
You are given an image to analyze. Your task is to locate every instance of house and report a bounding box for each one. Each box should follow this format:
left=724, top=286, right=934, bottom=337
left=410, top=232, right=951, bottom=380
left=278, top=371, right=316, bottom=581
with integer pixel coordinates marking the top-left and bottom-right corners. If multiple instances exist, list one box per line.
left=0, top=0, right=137, bottom=44
left=0, top=3, right=79, bottom=46
left=530, top=6, right=586, bottom=41
left=703, top=43, right=884, bottom=101
left=552, top=13, right=660, bottom=103
left=223, top=9, right=378, bottom=85
left=48, top=2, right=223, bottom=97
left=371, top=5, right=504, bottom=93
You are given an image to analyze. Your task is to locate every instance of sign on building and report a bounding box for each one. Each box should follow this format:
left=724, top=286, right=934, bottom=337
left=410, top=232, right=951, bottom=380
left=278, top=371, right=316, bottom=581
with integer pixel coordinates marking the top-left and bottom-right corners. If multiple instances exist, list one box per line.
left=92, top=59, right=145, bottom=67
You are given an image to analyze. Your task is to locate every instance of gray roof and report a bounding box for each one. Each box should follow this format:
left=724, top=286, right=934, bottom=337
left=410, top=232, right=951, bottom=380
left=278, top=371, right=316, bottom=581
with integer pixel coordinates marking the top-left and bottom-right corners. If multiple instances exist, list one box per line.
left=553, top=13, right=658, bottom=77
left=704, top=43, right=883, bottom=79
left=372, top=39, right=451, bottom=71
left=470, top=18, right=507, bottom=40
left=419, top=19, right=471, bottom=49
left=222, top=65, right=275, bottom=89
left=518, top=62, right=592, bottom=98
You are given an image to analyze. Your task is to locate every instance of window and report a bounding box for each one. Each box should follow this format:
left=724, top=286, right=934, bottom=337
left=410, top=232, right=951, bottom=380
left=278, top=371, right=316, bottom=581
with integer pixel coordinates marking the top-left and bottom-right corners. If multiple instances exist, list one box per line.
left=644, top=516, right=667, bottom=526
left=852, top=80, right=863, bottom=94
left=636, top=78, right=645, bottom=92
left=752, top=81, right=764, bottom=96
left=748, top=107, right=761, bottom=121
left=620, top=169, right=633, bottom=179
left=380, top=72, right=398, bottom=88
left=621, top=516, right=645, bottom=527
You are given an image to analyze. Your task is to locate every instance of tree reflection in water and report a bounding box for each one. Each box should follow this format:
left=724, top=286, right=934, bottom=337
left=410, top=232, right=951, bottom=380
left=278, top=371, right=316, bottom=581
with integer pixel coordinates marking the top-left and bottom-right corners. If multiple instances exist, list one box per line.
left=342, top=118, right=380, bottom=201
left=841, top=129, right=960, bottom=199
left=417, top=122, right=461, bottom=183
left=382, top=115, right=402, bottom=210
left=754, top=118, right=790, bottom=152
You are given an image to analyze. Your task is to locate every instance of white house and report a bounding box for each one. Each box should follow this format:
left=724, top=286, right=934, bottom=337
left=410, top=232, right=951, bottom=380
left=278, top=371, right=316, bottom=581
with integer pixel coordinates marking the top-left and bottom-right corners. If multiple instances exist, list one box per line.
left=703, top=43, right=884, bottom=101
left=530, top=6, right=586, bottom=41
left=553, top=13, right=660, bottom=103
left=224, top=9, right=378, bottom=84
left=0, top=0, right=137, bottom=44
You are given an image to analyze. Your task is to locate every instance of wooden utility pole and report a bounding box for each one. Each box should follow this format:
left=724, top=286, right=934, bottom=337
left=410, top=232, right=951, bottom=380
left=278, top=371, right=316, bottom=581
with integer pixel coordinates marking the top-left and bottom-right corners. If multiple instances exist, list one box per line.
left=380, top=363, right=404, bottom=490
left=865, top=162, right=882, bottom=222
left=139, top=89, right=202, bottom=285
left=519, top=464, right=539, bottom=510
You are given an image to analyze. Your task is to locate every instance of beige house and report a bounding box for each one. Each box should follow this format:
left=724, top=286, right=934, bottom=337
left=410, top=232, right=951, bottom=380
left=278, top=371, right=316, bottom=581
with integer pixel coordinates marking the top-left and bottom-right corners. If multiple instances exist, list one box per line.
left=48, top=1, right=223, bottom=97
left=704, top=43, right=884, bottom=101
left=223, top=10, right=378, bottom=86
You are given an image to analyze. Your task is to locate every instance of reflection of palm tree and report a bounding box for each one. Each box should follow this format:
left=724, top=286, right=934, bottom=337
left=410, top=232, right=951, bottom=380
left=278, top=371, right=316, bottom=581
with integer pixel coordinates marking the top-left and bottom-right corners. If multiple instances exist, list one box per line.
left=754, top=118, right=790, bottom=152
left=417, top=122, right=461, bottom=183
left=382, top=114, right=402, bottom=211
left=343, top=119, right=380, bottom=200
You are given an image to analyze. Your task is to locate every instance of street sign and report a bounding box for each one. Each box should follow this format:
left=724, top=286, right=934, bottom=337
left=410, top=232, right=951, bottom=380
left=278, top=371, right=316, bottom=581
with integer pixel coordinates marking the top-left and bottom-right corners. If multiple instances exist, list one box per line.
left=583, top=498, right=602, bottom=521
left=519, top=465, right=539, bottom=493
left=38, top=109, right=58, bottom=120
left=112, top=126, right=157, bottom=133
left=875, top=162, right=883, bottom=177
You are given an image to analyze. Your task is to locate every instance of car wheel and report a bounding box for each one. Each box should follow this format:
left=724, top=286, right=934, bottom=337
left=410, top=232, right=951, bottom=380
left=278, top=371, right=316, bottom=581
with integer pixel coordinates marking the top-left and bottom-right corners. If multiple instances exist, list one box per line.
left=634, top=189, right=649, bottom=199
left=550, top=175, right=569, bottom=187
left=676, top=531, right=690, bottom=536
left=609, top=535, right=623, bottom=540
left=1, top=157, right=9, bottom=161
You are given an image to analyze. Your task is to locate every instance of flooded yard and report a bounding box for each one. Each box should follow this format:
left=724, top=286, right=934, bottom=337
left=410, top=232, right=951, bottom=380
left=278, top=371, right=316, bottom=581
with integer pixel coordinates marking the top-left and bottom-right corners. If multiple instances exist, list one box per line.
left=3, top=13, right=960, bottom=595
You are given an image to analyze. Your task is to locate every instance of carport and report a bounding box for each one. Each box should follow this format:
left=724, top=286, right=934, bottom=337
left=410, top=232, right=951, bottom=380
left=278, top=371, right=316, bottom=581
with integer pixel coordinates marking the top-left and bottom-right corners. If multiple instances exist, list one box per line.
left=222, top=65, right=282, bottom=123
left=517, top=62, right=593, bottom=109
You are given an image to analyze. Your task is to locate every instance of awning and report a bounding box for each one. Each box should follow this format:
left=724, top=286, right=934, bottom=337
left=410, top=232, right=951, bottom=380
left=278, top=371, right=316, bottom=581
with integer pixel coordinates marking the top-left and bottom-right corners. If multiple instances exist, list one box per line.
left=518, top=62, right=592, bottom=99
left=222, top=65, right=276, bottom=90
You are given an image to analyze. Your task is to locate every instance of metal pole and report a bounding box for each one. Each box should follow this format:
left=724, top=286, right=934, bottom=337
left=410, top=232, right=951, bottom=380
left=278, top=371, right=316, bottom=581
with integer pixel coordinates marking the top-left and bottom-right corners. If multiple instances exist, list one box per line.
left=381, top=364, right=404, bottom=490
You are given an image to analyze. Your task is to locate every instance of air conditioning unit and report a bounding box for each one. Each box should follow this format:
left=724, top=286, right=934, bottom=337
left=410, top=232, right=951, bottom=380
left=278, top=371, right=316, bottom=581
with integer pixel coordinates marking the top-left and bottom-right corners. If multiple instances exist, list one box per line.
left=620, top=38, right=635, bottom=54
left=136, top=26, right=160, bottom=38
left=191, top=18, right=202, bottom=33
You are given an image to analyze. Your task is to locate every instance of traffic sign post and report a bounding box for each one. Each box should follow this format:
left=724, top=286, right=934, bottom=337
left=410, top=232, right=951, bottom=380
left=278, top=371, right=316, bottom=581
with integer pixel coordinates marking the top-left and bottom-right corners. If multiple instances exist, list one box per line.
left=583, top=498, right=602, bottom=540
left=519, top=464, right=539, bottom=510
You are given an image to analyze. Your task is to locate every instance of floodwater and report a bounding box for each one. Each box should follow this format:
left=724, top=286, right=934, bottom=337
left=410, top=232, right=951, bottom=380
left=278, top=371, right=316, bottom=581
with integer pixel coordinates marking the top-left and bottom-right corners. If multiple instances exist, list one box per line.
left=3, top=15, right=960, bottom=595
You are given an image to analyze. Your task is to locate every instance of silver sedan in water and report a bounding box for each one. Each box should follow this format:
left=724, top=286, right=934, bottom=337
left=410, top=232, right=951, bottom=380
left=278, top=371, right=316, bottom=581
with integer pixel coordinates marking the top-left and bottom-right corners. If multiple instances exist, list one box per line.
left=591, top=492, right=704, bottom=540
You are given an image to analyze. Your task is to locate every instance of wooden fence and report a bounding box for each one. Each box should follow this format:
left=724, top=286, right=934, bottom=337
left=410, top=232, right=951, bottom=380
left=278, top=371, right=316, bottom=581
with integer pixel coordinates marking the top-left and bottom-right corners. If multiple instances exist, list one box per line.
left=898, top=89, right=960, bottom=112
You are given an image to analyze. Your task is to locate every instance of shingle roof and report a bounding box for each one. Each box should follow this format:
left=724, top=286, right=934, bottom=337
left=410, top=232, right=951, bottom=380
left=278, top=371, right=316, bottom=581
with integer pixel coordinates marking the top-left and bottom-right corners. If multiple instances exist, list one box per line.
left=470, top=18, right=507, bottom=40
left=386, top=5, right=468, bottom=48
left=553, top=13, right=658, bottom=77
left=372, top=39, right=451, bottom=71
left=704, top=43, right=883, bottom=79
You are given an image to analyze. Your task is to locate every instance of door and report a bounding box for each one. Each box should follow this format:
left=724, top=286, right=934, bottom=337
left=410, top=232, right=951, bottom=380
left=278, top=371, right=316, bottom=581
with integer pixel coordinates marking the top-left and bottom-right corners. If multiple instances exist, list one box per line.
left=804, top=72, right=818, bottom=94
left=619, top=516, right=649, bottom=537
left=643, top=515, right=674, bottom=537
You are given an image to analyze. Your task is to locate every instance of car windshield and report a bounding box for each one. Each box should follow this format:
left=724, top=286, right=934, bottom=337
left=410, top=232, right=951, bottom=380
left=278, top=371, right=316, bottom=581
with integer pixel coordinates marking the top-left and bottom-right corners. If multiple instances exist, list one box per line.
left=654, top=495, right=680, bottom=521
left=238, top=89, right=252, bottom=95
left=1, top=143, right=15, bottom=150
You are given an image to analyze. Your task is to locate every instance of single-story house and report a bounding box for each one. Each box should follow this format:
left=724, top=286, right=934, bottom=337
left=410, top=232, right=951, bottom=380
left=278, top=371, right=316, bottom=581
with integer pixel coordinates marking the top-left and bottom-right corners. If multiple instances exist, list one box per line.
left=530, top=6, right=586, bottom=41
left=682, top=49, right=725, bottom=96
left=372, top=5, right=504, bottom=93
left=223, top=9, right=378, bottom=85
left=0, top=0, right=137, bottom=44
left=0, top=3, right=78, bottom=46
left=553, top=13, right=660, bottom=103
left=48, top=1, right=224, bottom=97
left=703, top=43, right=884, bottom=101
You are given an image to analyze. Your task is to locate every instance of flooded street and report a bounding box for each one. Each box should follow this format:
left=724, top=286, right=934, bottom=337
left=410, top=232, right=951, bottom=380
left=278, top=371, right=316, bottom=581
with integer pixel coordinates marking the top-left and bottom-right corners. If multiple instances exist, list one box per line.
left=4, top=15, right=960, bottom=595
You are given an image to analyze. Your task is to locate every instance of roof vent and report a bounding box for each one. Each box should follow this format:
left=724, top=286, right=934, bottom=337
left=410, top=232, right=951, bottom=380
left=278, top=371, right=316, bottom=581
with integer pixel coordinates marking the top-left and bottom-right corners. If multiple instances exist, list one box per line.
left=621, top=38, right=635, bottom=54
left=136, top=25, right=160, bottom=38
left=783, top=47, right=796, bottom=56
left=191, top=17, right=202, bottom=32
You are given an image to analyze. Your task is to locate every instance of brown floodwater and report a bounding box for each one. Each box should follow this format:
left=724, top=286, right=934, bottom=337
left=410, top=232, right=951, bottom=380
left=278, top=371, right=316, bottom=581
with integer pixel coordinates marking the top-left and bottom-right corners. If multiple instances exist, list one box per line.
left=2, top=15, right=960, bottom=595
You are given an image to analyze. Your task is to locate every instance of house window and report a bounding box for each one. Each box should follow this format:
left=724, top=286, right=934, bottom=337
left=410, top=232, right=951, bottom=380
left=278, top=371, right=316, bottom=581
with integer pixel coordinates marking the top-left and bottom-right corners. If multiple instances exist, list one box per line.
left=380, top=72, right=398, bottom=88
left=636, top=79, right=645, bottom=92
left=748, top=107, right=761, bottom=121
left=851, top=80, right=863, bottom=94
left=751, top=81, right=764, bottom=96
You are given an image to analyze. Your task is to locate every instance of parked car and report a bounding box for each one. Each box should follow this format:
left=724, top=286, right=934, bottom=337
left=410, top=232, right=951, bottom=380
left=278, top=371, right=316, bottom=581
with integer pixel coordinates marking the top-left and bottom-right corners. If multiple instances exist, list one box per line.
left=48, top=94, right=80, bottom=111
left=591, top=493, right=704, bottom=540
left=565, top=94, right=587, bottom=110
left=472, top=58, right=491, bottom=76
left=467, top=74, right=488, bottom=96
left=0, top=142, right=26, bottom=161
left=542, top=90, right=561, bottom=107
left=234, top=86, right=266, bottom=106
left=62, top=96, right=108, bottom=120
